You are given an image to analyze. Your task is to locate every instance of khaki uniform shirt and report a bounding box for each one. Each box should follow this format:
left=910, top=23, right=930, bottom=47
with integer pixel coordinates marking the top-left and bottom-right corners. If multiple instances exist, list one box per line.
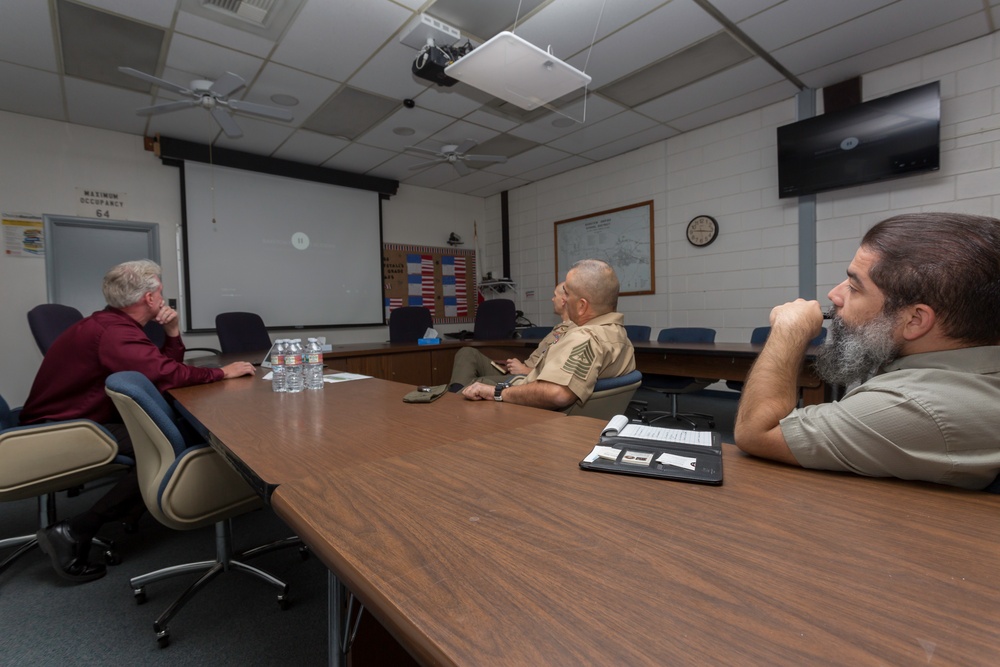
left=524, top=321, right=574, bottom=369
left=513, top=312, right=635, bottom=405
left=780, top=346, right=1000, bottom=490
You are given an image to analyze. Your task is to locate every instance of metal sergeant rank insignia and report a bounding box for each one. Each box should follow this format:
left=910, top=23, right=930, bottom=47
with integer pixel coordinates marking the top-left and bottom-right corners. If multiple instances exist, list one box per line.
left=562, top=341, right=595, bottom=380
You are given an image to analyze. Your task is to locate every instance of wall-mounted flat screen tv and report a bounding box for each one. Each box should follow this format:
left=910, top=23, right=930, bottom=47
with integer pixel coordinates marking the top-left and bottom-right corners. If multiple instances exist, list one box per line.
left=777, top=81, right=940, bottom=198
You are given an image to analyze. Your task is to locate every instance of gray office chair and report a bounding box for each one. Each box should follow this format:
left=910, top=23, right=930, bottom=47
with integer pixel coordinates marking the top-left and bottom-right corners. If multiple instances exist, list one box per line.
left=639, top=327, right=718, bottom=429
left=563, top=370, right=643, bottom=420
left=0, top=391, right=130, bottom=581
left=105, top=371, right=304, bottom=647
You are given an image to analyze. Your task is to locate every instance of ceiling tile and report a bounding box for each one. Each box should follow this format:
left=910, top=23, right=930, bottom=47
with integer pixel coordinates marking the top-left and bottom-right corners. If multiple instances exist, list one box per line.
left=271, top=130, right=350, bottom=165
left=64, top=77, right=151, bottom=135
left=0, top=62, right=65, bottom=121
left=358, top=106, right=455, bottom=151
left=581, top=124, right=678, bottom=161
left=0, top=0, right=58, bottom=71
left=738, top=0, right=897, bottom=51
left=247, top=62, right=340, bottom=124
left=349, top=38, right=433, bottom=100
left=271, top=0, right=413, bottom=83
left=422, top=120, right=501, bottom=151
left=483, top=145, right=573, bottom=177
left=213, top=114, right=296, bottom=154
left=547, top=111, right=658, bottom=153
left=508, top=94, right=625, bottom=143
left=174, top=9, right=276, bottom=58
left=323, top=143, right=397, bottom=173
left=412, top=84, right=486, bottom=118
left=163, top=32, right=265, bottom=85
left=515, top=0, right=668, bottom=55
left=80, top=0, right=177, bottom=26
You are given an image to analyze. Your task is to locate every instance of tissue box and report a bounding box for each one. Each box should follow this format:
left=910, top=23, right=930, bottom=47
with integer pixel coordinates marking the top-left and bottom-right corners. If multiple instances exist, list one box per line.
left=417, top=338, right=441, bottom=345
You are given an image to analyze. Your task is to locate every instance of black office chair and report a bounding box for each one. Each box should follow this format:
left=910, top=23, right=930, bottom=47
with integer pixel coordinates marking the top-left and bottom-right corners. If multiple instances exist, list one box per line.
left=215, top=312, right=272, bottom=355
left=143, top=321, right=221, bottom=357
left=638, top=327, right=719, bottom=430
left=624, top=325, right=651, bottom=343
left=104, top=371, right=305, bottom=647
left=725, top=326, right=828, bottom=392
left=388, top=306, right=433, bottom=343
left=27, top=303, right=84, bottom=355
left=473, top=299, right=517, bottom=340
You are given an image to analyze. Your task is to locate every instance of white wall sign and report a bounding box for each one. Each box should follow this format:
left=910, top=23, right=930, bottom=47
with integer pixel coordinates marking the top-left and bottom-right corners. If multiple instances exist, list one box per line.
left=76, top=188, right=128, bottom=219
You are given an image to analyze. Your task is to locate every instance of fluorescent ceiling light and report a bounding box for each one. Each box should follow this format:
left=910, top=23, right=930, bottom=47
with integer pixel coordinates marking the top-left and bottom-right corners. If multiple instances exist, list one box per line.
left=445, top=32, right=591, bottom=111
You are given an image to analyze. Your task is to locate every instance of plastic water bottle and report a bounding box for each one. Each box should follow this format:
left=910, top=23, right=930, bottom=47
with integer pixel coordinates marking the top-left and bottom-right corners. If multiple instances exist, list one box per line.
left=285, top=339, right=304, bottom=393
left=270, top=339, right=287, bottom=393
left=304, top=338, right=324, bottom=390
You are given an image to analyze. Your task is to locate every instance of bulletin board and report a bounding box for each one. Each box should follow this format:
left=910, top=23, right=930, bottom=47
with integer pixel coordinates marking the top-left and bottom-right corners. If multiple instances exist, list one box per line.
left=382, top=244, right=477, bottom=324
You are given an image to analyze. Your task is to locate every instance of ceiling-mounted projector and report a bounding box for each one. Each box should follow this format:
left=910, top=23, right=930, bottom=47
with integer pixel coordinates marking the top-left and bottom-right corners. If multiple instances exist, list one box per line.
left=412, top=40, right=473, bottom=87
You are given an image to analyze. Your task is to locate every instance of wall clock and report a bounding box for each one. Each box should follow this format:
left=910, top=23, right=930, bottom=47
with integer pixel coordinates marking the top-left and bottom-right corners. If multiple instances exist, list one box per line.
left=686, top=215, right=719, bottom=247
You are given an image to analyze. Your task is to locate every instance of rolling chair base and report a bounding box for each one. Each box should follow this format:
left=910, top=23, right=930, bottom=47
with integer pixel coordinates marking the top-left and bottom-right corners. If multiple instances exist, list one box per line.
left=1, top=493, right=119, bottom=579
left=636, top=393, right=715, bottom=431
left=131, top=521, right=305, bottom=647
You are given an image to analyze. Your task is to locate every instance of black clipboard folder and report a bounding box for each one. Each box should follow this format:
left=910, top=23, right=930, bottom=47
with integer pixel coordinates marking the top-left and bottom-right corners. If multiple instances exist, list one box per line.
left=579, top=415, right=723, bottom=485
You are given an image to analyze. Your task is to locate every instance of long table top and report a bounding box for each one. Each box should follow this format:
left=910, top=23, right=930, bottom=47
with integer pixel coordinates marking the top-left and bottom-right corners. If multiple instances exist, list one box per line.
left=273, top=416, right=1000, bottom=666
left=169, top=371, right=565, bottom=500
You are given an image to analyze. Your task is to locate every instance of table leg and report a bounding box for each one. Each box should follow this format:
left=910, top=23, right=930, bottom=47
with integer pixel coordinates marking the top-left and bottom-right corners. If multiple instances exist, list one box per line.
left=329, top=571, right=347, bottom=667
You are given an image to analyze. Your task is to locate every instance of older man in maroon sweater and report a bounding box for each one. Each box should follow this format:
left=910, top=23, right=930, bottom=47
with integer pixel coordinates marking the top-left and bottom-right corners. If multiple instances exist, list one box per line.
left=21, top=259, right=254, bottom=582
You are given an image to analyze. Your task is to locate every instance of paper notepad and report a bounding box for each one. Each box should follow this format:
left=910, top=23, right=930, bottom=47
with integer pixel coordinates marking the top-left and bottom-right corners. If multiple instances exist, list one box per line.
left=580, top=415, right=723, bottom=485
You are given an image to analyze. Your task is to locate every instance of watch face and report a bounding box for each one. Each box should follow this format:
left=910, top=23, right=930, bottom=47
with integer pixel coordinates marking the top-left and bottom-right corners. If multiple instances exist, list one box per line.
left=686, top=215, right=718, bottom=247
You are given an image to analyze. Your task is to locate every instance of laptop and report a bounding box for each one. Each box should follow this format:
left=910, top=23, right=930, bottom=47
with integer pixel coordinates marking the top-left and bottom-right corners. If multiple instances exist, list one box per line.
left=258, top=340, right=277, bottom=368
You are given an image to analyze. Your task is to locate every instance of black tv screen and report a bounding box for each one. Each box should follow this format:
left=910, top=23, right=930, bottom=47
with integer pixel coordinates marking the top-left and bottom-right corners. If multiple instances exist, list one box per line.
left=777, top=82, right=940, bottom=198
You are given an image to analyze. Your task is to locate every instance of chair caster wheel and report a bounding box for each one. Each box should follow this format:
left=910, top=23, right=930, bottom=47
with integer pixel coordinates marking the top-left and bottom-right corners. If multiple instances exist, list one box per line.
left=278, top=594, right=290, bottom=610
left=133, top=587, right=147, bottom=604
left=156, top=630, right=170, bottom=648
left=299, top=546, right=310, bottom=561
left=104, top=550, right=121, bottom=566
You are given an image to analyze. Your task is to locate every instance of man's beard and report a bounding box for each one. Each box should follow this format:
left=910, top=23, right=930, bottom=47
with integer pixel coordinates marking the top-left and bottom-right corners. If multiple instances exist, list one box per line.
left=814, top=310, right=902, bottom=386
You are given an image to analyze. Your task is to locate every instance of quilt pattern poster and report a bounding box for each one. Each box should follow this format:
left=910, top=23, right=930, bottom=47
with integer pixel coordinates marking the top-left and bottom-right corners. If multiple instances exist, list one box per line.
left=382, top=243, right=477, bottom=324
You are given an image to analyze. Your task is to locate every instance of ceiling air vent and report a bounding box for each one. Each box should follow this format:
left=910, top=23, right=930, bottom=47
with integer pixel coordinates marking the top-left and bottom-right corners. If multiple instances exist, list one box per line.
left=201, top=0, right=278, bottom=28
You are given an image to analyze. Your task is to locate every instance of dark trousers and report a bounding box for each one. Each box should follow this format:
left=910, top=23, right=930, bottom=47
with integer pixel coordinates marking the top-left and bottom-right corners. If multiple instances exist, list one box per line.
left=67, top=423, right=145, bottom=540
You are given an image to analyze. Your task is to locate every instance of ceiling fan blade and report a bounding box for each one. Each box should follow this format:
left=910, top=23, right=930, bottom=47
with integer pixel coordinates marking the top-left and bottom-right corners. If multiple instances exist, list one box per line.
left=227, top=99, right=294, bottom=121
left=404, top=146, right=442, bottom=157
left=453, top=160, right=472, bottom=176
left=210, top=71, right=245, bottom=98
left=211, top=107, right=243, bottom=138
left=408, top=159, right=445, bottom=171
left=465, top=154, right=507, bottom=164
left=135, top=99, right=198, bottom=116
left=454, top=138, right=478, bottom=155
left=118, top=66, right=191, bottom=96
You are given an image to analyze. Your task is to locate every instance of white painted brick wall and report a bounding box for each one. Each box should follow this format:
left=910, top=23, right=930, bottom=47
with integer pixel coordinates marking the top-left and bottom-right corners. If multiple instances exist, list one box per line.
left=487, top=32, right=1000, bottom=343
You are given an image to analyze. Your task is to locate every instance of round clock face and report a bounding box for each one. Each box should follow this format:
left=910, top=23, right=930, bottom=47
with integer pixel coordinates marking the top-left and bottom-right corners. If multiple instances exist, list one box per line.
left=686, top=215, right=719, bottom=247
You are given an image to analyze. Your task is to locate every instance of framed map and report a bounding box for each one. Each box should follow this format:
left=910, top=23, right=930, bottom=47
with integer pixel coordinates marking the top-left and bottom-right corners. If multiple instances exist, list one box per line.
left=554, top=200, right=654, bottom=296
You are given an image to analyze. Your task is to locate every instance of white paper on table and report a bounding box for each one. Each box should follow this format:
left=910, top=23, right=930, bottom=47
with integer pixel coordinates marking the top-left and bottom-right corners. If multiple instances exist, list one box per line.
left=656, top=452, right=697, bottom=470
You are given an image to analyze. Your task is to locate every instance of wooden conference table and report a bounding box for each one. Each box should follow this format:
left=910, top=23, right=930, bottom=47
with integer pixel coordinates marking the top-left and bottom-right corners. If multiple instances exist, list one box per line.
left=317, top=338, right=828, bottom=405
left=274, top=416, right=1000, bottom=666
left=172, top=366, right=1000, bottom=666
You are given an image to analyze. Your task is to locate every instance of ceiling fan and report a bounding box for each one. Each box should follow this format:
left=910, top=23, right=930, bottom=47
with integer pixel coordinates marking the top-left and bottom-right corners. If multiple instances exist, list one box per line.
left=404, top=139, right=507, bottom=176
left=118, top=66, right=294, bottom=139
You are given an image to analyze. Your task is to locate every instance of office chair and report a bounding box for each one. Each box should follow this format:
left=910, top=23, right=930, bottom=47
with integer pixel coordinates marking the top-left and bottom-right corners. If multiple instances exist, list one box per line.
left=0, top=391, right=130, bottom=582
left=624, top=325, right=651, bottom=343
left=473, top=299, right=517, bottom=340
left=27, top=303, right=84, bottom=355
left=562, top=370, right=643, bottom=420
left=518, top=326, right=551, bottom=339
left=725, top=326, right=828, bottom=392
left=388, top=306, right=433, bottom=343
left=215, top=312, right=272, bottom=355
left=104, top=371, right=304, bottom=647
left=143, top=321, right=221, bottom=358
left=638, top=327, right=719, bottom=430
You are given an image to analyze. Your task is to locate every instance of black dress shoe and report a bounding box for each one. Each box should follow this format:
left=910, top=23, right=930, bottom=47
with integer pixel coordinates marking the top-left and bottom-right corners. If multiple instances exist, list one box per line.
left=36, top=521, right=106, bottom=583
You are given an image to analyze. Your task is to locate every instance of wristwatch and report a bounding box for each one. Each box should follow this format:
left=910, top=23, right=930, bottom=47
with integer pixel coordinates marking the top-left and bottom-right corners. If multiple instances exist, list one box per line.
left=494, top=381, right=510, bottom=401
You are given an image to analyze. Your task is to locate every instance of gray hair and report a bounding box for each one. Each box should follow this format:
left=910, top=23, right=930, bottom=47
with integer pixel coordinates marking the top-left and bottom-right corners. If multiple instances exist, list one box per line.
left=568, top=259, right=620, bottom=313
left=102, top=260, right=162, bottom=308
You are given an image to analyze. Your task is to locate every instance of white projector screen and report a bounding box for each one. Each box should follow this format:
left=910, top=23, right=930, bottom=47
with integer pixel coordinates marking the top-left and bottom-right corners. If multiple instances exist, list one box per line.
left=182, top=161, right=384, bottom=331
